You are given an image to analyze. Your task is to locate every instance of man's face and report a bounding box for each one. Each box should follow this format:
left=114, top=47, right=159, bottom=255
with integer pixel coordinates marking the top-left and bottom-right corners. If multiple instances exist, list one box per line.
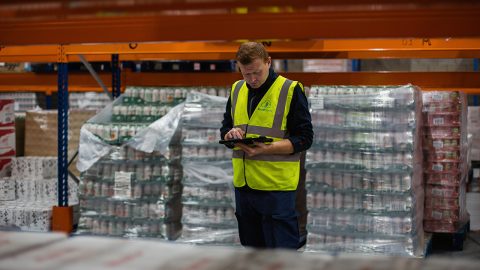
left=237, top=57, right=271, bottom=89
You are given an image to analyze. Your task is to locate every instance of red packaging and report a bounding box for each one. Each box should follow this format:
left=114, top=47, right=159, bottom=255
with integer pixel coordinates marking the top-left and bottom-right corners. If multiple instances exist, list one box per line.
left=423, top=112, right=461, bottom=127
left=425, top=197, right=460, bottom=209
left=424, top=208, right=459, bottom=221
left=423, top=126, right=461, bottom=139
left=422, top=91, right=460, bottom=103
left=0, top=128, right=15, bottom=157
left=424, top=150, right=460, bottom=162
left=423, top=102, right=461, bottom=113
left=0, top=158, right=12, bottom=177
left=424, top=220, right=460, bottom=233
left=423, top=138, right=460, bottom=150
left=424, top=172, right=461, bottom=186
left=0, top=100, right=15, bottom=128
left=425, top=184, right=459, bottom=198
left=426, top=161, right=460, bottom=173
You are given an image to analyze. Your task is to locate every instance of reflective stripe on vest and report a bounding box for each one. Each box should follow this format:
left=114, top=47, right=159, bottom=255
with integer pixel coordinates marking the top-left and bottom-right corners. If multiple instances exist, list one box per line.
left=230, top=76, right=300, bottom=191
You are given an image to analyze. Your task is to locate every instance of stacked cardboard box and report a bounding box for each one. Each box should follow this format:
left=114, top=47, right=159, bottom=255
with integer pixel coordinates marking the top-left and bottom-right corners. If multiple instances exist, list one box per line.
left=24, top=110, right=96, bottom=158
left=305, top=85, right=425, bottom=257
left=422, top=91, right=469, bottom=233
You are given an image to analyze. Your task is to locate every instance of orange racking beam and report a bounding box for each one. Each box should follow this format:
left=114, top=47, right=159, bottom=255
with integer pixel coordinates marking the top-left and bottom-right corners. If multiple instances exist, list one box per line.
left=2, top=0, right=478, bottom=20
left=1, top=7, right=480, bottom=46
left=2, top=39, right=480, bottom=62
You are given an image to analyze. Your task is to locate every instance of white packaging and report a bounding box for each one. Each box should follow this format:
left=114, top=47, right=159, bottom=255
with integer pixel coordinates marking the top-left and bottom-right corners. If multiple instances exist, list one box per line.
left=0, top=179, right=15, bottom=201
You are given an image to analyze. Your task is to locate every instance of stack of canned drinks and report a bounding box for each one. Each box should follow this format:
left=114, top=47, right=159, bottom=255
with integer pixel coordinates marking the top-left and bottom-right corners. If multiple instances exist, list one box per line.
left=305, top=85, right=425, bottom=257
left=77, top=145, right=183, bottom=239
left=422, top=91, right=469, bottom=232
left=178, top=92, right=239, bottom=245
left=77, top=86, right=231, bottom=241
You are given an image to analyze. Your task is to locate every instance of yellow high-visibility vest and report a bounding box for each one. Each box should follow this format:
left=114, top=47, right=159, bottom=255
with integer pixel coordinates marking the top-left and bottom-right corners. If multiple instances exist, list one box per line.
left=230, top=75, right=301, bottom=191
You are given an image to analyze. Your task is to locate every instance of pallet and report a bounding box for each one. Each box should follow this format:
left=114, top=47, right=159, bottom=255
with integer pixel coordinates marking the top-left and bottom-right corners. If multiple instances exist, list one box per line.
left=430, top=221, right=470, bottom=251
left=423, top=233, right=433, bottom=257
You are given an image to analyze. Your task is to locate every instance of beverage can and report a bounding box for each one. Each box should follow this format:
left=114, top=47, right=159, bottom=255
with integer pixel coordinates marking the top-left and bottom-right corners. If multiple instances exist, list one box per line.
left=152, top=89, right=160, bottom=103
left=138, top=88, right=145, bottom=103
left=144, top=88, right=153, bottom=103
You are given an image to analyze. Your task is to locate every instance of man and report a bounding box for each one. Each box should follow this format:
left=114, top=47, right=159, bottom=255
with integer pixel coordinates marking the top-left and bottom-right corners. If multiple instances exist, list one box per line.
left=221, top=42, right=313, bottom=249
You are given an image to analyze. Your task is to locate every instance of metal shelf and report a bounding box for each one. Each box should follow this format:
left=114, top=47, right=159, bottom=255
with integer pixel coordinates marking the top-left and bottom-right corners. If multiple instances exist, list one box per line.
left=1, top=0, right=479, bottom=233
left=2, top=71, right=479, bottom=93
left=1, top=6, right=480, bottom=45
left=2, top=39, right=480, bottom=62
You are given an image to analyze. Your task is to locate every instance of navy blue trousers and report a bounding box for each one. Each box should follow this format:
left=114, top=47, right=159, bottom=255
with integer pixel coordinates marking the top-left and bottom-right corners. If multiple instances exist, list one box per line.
left=234, top=188, right=300, bottom=249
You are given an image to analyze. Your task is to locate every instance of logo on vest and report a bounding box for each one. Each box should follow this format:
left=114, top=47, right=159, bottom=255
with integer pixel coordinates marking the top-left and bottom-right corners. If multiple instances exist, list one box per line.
left=258, top=100, right=273, bottom=112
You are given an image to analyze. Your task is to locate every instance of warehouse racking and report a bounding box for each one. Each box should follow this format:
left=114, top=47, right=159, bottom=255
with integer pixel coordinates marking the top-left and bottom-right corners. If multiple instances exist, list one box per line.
left=0, top=0, right=479, bottom=235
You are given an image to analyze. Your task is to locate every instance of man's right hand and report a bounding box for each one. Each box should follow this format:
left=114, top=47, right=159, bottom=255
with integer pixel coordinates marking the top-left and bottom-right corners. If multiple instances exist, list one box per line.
left=225, top=128, right=245, bottom=140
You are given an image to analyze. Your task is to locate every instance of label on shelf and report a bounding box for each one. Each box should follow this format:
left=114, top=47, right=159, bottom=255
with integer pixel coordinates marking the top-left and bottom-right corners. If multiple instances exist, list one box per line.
left=114, top=171, right=132, bottom=199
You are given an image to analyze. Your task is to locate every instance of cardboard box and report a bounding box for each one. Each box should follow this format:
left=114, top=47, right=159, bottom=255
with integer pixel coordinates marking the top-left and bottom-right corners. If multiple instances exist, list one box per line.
left=24, top=110, right=96, bottom=158
left=15, top=113, right=25, bottom=156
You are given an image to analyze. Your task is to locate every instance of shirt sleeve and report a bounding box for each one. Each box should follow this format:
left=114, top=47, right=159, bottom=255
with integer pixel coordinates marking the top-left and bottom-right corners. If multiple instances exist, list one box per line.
left=287, top=83, right=314, bottom=153
left=220, top=95, right=234, bottom=148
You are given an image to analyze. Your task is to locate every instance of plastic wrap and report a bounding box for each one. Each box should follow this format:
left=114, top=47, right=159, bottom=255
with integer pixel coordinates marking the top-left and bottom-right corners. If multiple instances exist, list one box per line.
left=77, top=86, right=187, bottom=240
left=77, top=88, right=184, bottom=172
left=468, top=106, right=480, bottom=161
left=177, top=92, right=238, bottom=246
left=69, top=92, right=112, bottom=111
left=422, top=91, right=469, bottom=233
left=305, top=85, right=424, bottom=257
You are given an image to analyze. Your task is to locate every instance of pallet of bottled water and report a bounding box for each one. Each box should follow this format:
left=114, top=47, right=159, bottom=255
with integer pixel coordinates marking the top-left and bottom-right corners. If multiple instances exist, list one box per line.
left=305, top=85, right=425, bottom=257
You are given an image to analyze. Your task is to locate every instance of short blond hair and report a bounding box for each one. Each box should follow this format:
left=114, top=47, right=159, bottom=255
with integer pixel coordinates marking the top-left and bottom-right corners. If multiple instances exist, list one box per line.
left=236, top=42, right=269, bottom=65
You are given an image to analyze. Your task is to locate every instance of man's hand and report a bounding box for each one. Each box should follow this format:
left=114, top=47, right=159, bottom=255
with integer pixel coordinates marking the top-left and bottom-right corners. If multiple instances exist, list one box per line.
left=224, top=128, right=245, bottom=140
left=236, top=142, right=270, bottom=157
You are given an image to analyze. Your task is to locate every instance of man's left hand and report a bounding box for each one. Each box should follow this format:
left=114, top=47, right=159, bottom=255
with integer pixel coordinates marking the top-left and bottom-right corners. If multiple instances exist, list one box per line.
left=236, top=142, right=270, bottom=157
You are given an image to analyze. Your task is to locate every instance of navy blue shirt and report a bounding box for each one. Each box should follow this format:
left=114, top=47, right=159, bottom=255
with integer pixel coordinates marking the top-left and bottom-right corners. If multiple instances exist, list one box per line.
left=220, top=68, right=313, bottom=153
